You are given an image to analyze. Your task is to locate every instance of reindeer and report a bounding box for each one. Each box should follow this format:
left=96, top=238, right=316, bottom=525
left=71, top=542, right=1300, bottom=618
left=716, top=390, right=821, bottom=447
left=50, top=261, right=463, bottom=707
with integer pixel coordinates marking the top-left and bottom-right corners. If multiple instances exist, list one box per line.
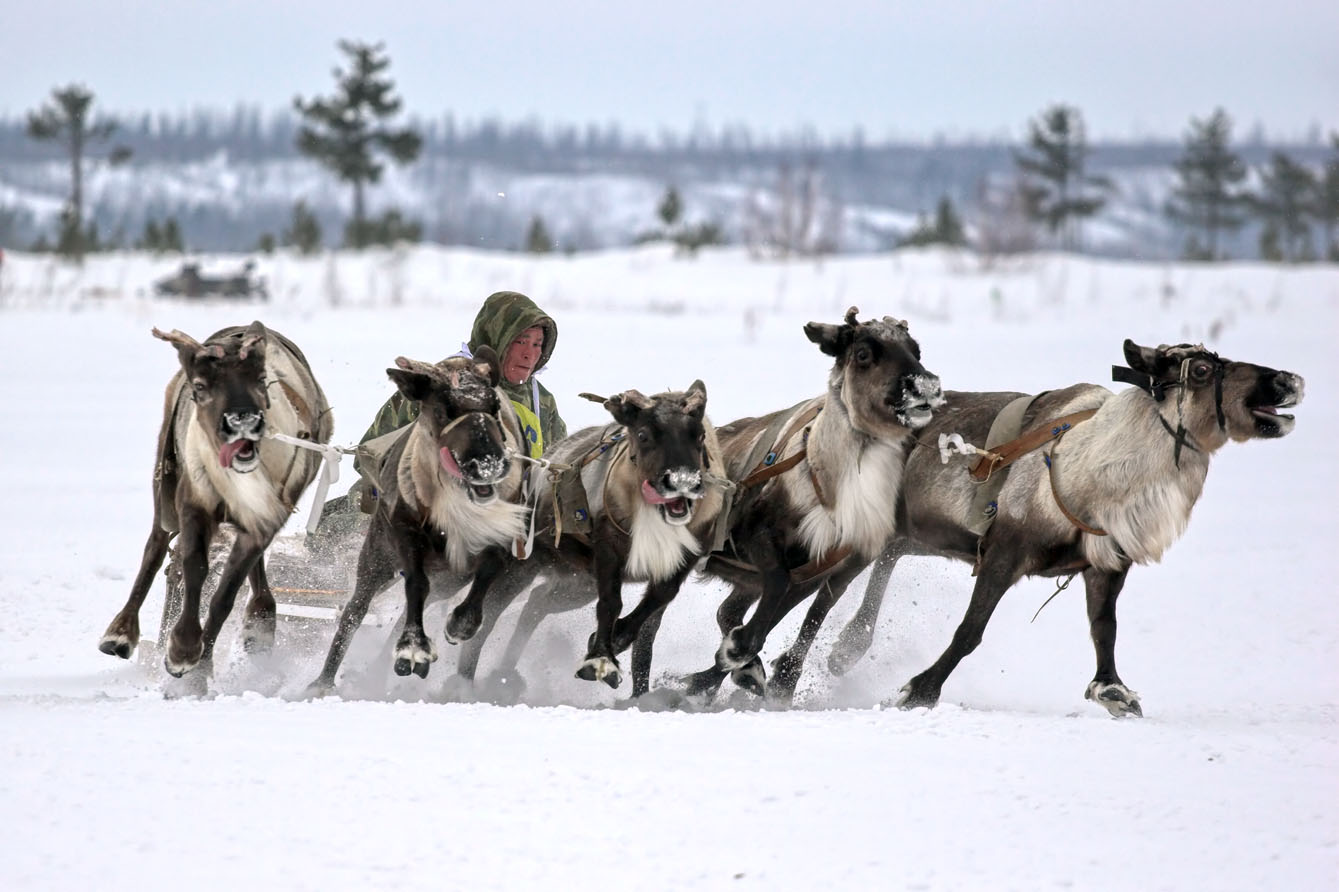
left=817, top=339, right=1305, bottom=716
left=680, top=308, right=944, bottom=701
left=451, top=382, right=726, bottom=695
left=306, top=350, right=531, bottom=693
left=99, top=321, right=333, bottom=678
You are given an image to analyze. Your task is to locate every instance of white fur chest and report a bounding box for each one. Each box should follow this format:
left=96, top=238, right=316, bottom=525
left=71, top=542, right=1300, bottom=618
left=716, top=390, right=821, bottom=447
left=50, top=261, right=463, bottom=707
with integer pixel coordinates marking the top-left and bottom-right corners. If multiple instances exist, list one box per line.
left=426, top=483, right=528, bottom=571
left=624, top=502, right=702, bottom=582
left=790, top=437, right=904, bottom=561
left=182, top=421, right=292, bottom=537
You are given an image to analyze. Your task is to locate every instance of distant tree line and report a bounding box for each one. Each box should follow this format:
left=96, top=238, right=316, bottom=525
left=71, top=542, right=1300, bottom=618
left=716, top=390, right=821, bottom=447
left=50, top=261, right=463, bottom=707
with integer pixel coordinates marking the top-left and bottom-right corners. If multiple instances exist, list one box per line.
left=7, top=43, right=1336, bottom=263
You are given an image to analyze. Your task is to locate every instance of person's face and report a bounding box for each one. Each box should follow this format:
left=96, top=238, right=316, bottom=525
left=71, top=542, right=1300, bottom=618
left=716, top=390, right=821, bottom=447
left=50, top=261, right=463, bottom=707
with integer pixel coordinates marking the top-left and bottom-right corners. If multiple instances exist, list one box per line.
left=502, top=326, right=545, bottom=384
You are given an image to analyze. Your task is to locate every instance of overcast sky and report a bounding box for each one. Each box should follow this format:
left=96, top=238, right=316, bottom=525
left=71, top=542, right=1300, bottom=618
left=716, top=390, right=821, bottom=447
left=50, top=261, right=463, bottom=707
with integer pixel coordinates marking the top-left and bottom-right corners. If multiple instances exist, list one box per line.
left=2, top=1, right=1336, bottom=142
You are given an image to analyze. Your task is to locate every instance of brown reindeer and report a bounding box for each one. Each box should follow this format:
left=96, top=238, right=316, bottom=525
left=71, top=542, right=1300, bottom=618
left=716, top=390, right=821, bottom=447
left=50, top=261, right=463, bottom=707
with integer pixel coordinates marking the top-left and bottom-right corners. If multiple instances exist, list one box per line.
left=99, top=321, right=333, bottom=678
left=452, top=382, right=726, bottom=694
left=682, top=308, right=944, bottom=701
left=820, top=339, right=1305, bottom=716
left=306, top=349, right=530, bottom=692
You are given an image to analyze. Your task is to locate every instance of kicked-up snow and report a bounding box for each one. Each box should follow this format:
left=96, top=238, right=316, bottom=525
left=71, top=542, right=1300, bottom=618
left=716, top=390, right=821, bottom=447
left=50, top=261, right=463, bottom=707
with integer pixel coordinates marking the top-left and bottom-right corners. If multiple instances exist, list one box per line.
left=0, top=245, right=1335, bottom=890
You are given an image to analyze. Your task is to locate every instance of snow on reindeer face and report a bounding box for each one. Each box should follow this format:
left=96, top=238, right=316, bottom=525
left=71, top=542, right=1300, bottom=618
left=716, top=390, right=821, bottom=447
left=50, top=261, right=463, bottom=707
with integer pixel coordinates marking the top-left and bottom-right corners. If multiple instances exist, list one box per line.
left=804, top=308, right=944, bottom=438
left=387, top=348, right=513, bottom=503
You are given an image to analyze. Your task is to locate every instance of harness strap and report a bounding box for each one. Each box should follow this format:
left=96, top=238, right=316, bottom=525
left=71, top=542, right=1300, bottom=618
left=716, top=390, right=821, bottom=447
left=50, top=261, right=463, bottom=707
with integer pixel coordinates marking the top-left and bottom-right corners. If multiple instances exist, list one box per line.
left=735, top=402, right=823, bottom=490
left=969, top=409, right=1099, bottom=482
left=1044, top=437, right=1108, bottom=537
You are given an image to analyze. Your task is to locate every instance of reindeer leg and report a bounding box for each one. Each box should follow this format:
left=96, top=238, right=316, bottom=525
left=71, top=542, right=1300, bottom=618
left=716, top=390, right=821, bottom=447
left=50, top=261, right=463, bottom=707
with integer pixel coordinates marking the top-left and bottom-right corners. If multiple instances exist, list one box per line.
left=100, top=525, right=174, bottom=659
left=628, top=607, right=667, bottom=698
left=681, top=581, right=759, bottom=699
left=392, top=533, right=436, bottom=679
left=445, top=546, right=507, bottom=644
left=242, top=556, right=276, bottom=655
left=770, top=564, right=865, bottom=704
left=305, top=527, right=398, bottom=696
left=453, top=556, right=544, bottom=689
left=829, top=541, right=903, bottom=676
left=198, top=532, right=267, bottom=665
left=164, top=508, right=213, bottom=678
left=898, top=541, right=1026, bottom=709
left=1082, top=566, right=1141, bottom=718
left=488, top=566, right=589, bottom=691
left=576, top=532, right=625, bottom=688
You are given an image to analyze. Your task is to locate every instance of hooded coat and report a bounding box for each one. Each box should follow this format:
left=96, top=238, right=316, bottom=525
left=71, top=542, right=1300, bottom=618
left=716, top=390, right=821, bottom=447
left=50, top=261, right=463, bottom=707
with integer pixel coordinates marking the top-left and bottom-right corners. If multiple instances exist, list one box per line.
left=359, top=291, right=567, bottom=458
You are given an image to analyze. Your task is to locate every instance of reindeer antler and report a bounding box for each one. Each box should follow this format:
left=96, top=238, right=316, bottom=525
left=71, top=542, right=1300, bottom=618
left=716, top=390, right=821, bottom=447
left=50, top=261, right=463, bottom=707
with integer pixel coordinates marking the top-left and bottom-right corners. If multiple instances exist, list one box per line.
left=394, top=356, right=444, bottom=377
left=153, top=327, right=225, bottom=358
left=882, top=316, right=909, bottom=331
left=152, top=328, right=202, bottom=350
left=844, top=306, right=861, bottom=327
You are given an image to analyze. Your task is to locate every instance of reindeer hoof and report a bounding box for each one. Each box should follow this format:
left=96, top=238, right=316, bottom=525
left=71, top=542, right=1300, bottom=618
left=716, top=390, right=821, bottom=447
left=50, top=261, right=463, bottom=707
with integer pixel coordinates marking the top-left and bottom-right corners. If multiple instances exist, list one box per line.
left=575, top=657, right=622, bottom=689
left=164, top=638, right=203, bottom=678
left=715, top=626, right=755, bottom=670
left=827, top=624, right=873, bottom=676
left=895, top=676, right=941, bottom=710
left=302, top=678, right=336, bottom=700
left=99, top=635, right=135, bottom=660
left=682, top=667, right=727, bottom=698
left=731, top=659, right=767, bottom=697
left=444, top=607, right=481, bottom=645
left=242, top=627, right=275, bottom=655
left=1086, top=681, right=1143, bottom=718
left=393, top=636, right=438, bottom=678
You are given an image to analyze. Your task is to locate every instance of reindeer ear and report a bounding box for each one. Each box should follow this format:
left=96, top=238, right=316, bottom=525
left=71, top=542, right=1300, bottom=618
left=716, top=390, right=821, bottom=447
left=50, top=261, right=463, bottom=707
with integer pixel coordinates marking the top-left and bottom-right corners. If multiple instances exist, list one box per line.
left=804, top=322, right=852, bottom=357
left=387, top=365, right=435, bottom=403
left=683, top=379, right=707, bottom=418
left=605, top=389, right=652, bottom=426
left=472, top=345, right=502, bottom=387
left=1123, top=339, right=1165, bottom=375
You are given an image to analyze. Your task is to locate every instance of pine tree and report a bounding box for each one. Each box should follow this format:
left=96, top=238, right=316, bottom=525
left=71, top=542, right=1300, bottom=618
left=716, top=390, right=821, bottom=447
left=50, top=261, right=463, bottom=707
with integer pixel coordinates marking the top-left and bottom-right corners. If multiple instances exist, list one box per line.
left=1165, top=109, right=1249, bottom=260
left=900, top=195, right=966, bottom=247
left=293, top=41, right=422, bottom=249
left=26, top=84, right=131, bottom=258
left=1251, top=152, right=1316, bottom=262
left=283, top=201, right=323, bottom=255
left=657, top=186, right=683, bottom=230
left=525, top=216, right=554, bottom=254
left=1013, top=105, right=1112, bottom=251
left=1316, top=133, right=1339, bottom=261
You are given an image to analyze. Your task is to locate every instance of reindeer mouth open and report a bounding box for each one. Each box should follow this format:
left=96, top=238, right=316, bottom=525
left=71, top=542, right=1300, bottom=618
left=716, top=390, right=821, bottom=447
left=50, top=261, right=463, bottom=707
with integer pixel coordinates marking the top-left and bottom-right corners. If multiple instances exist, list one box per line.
left=641, top=480, right=695, bottom=526
left=439, top=446, right=506, bottom=504
left=891, top=374, right=945, bottom=430
left=1248, top=374, right=1304, bottom=438
left=219, top=436, right=261, bottom=472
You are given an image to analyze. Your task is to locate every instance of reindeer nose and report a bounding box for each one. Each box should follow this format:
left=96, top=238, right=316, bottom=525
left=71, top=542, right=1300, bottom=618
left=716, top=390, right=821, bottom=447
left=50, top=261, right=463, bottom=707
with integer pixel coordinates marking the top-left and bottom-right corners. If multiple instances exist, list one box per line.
left=905, top=372, right=944, bottom=403
left=663, top=468, right=704, bottom=496
left=221, top=410, right=263, bottom=436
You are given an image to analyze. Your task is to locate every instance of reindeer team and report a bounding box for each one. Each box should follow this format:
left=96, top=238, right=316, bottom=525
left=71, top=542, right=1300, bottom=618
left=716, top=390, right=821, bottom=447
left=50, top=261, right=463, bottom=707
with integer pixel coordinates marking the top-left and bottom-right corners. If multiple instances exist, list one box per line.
left=99, top=310, right=1305, bottom=717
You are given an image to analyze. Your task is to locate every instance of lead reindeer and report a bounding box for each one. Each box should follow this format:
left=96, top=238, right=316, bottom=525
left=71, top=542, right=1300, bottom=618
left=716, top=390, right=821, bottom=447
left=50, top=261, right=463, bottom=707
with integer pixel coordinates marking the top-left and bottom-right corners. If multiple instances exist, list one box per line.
left=682, top=308, right=943, bottom=700
left=819, top=339, right=1305, bottom=716
left=99, top=321, right=333, bottom=678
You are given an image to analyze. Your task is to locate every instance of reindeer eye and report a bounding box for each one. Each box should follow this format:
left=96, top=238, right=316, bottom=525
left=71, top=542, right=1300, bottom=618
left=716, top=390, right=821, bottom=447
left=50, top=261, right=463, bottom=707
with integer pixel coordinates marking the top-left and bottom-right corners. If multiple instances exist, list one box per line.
left=191, top=380, right=207, bottom=394
left=1190, top=361, right=1213, bottom=381
left=637, top=430, right=649, bottom=444
left=854, top=346, right=872, bottom=364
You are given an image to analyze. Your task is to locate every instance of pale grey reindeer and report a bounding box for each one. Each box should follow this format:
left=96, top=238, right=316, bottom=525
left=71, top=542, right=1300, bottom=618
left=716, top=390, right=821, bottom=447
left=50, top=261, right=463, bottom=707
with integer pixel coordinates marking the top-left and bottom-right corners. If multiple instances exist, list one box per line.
left=99, top=322, right=333, bottom=679
left=811, top=339, right=1304, bottom=717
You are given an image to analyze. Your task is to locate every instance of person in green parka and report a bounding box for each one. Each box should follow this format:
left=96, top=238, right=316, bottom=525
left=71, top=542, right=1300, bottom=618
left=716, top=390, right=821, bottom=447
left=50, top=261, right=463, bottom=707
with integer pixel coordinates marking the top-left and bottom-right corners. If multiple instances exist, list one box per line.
left=358, top=290, right=567, bottom=460
left=282, top=291, right=568, bottom=577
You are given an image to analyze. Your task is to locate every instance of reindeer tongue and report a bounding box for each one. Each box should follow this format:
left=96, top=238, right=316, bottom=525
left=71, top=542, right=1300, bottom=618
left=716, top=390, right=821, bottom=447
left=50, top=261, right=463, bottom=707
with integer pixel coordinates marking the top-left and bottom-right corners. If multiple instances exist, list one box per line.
left=439, top=446, right=464, bottom=479
left=219, top=439, right=250, bottom=468
left=641, top=480, right=675, bottom=505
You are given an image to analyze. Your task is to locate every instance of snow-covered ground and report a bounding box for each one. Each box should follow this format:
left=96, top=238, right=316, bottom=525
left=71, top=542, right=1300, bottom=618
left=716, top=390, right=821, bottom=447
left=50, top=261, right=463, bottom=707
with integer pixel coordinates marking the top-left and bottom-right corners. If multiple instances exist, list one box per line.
left=1, top=245, right=1336, bottom=890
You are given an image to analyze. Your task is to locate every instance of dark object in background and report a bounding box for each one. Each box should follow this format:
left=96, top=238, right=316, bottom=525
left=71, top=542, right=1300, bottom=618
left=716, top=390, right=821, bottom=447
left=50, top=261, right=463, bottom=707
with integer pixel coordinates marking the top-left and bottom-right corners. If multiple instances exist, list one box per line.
left=154, top=259, right=268, bottom=300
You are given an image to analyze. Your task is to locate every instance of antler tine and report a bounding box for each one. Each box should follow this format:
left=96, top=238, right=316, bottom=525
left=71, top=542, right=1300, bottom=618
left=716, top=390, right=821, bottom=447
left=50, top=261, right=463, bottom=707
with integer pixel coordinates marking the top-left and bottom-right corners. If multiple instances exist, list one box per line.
left=151, top=327, right=203, bottom=351
left=238, top=332, right=265, bottom=360
left=394, top=356, right=445, bottom=377
left=682, top=389, right=706, bottom=415
left=619, top=389, right=654, bottom=410
left=843, top=306, right=861, bottom=327
left=882, top=315, right=909, bottom=331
